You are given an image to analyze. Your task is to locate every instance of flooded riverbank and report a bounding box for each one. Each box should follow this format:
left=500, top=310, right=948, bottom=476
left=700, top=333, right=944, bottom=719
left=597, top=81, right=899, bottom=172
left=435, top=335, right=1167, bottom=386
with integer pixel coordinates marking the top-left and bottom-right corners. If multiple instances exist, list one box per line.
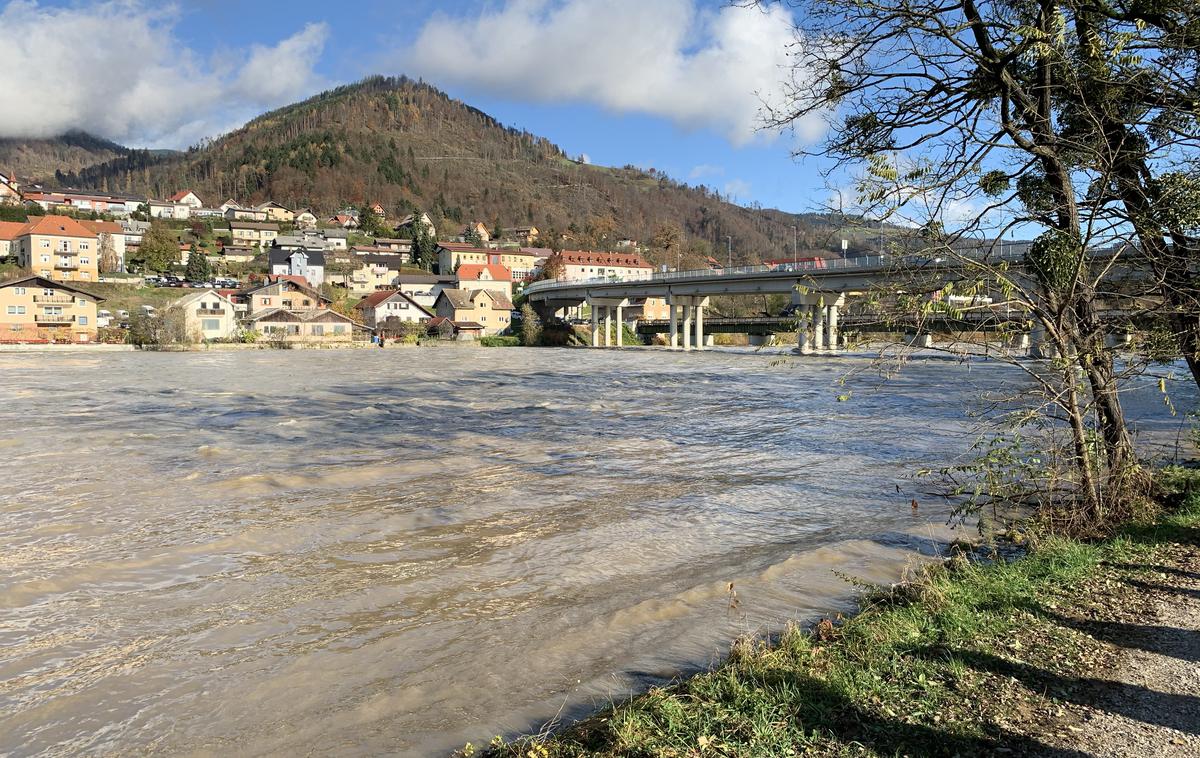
left=0, top=349, right=1191, bottom=756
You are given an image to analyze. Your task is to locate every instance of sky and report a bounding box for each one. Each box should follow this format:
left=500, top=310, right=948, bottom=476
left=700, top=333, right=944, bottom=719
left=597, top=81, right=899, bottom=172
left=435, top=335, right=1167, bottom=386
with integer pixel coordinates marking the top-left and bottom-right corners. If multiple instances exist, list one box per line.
left=0, top=0, right=842, bottom=215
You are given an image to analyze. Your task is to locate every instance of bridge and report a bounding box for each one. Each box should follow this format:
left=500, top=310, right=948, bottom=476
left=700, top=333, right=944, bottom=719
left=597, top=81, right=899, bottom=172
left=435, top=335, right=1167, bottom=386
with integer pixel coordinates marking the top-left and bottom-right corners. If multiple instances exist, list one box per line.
left=524, top=247, right=1138, bottom=355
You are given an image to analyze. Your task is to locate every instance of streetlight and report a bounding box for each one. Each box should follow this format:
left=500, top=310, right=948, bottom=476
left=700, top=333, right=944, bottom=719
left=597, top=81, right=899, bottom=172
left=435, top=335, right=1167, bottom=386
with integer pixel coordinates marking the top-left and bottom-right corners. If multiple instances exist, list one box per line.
left=726, top=235, right=732, bottom=270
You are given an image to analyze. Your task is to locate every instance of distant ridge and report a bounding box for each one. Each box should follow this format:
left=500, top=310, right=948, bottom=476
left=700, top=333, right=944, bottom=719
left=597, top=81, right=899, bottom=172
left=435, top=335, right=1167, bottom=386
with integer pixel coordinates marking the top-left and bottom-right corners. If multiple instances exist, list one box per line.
left=14, top=76, right=860, bottom=262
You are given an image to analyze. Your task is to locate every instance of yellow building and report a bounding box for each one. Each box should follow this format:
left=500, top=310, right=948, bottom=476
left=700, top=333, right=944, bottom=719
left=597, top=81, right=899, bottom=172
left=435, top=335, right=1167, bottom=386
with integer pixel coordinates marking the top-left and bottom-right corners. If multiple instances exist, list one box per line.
left=256, top=202, right=295, bottom=223
left=433, top=288, right=514, bottom=336
left=0, top=275, right=103, bottom=343
left=437, top=244, right=543, bottom=280
left=10, top=215, right=101, bottom=283
left=229, top=220, right=280, bottom=247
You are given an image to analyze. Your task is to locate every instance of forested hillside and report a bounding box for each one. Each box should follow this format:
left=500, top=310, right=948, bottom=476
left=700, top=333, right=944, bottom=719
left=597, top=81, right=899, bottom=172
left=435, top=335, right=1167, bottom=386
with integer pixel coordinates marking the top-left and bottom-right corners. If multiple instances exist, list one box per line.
left=0, top=131, right=129, bottom=181
left=51, top=77, right=864, bottom=263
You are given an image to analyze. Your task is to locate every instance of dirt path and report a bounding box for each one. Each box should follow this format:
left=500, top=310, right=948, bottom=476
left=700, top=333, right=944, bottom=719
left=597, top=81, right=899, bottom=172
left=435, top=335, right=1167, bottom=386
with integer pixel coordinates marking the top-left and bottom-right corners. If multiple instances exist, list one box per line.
left=1038, top=542, right=1200, bottom=757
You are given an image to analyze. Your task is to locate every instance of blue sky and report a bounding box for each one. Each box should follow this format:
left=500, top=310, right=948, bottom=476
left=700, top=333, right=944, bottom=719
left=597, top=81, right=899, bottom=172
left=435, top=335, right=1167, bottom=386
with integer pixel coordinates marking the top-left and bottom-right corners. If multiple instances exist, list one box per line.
left=0, top=0, right=839, bottom=215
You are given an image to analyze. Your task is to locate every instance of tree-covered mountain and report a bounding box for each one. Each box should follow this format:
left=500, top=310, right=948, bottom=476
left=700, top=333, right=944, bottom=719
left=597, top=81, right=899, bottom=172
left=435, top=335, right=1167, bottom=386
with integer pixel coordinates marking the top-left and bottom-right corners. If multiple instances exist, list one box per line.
left=0, top=130, right=131, bottom=181
left=48, top=76, right=863, bottom=263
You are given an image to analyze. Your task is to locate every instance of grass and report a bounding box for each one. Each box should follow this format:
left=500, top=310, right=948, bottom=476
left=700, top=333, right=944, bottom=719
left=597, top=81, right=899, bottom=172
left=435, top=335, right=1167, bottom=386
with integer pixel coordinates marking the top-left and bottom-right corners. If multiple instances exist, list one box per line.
left=480, top=335, right=522, bottom=347
left=78, top=283, right=188, bottom=314
left=482, top=467, right=1200, bottom=757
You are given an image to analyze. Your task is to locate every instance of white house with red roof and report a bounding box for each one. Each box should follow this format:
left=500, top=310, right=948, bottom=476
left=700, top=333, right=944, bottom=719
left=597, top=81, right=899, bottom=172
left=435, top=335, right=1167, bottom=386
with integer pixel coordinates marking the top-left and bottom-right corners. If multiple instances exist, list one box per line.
left=354, top=290, right=433, bottom=329
left=169, top=190, right=204, bottom=209
left=547, top=250, right=654, bottom=282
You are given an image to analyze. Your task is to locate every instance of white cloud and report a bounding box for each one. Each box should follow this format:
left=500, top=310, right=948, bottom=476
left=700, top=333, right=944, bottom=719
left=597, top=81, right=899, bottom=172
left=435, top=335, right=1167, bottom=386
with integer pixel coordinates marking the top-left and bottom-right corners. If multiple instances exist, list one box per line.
left=689, top=164, right=724, bottom=180
left=724, top=178, right=752, bottom=199
left=0, top=1, right=328, bottom=146
left=406, top=0, right=822, bottom=147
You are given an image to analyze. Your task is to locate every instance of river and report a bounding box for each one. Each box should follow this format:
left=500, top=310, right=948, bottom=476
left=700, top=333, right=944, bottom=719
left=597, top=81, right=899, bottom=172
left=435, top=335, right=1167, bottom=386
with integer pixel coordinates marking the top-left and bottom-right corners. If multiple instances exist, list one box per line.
left=0, top=348, right=1192, bottom=756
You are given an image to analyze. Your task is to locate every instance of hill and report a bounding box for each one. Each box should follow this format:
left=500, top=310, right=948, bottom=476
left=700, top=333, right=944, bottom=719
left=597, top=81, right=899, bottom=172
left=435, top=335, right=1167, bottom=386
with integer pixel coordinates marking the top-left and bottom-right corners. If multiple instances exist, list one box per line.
left=0, top=131, right=130, bottom=180
left=50, top=76, right=870, bottom=263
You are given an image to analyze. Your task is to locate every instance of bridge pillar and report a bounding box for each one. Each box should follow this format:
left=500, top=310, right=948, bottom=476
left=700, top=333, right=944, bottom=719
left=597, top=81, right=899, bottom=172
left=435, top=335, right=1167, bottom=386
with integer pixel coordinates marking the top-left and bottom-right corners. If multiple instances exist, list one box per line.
left=826, top=304, right=840, bottom=351
left=682, top=306, right=693, bottom=351
left=1030, top=325, right=1058, bottom=359
left=669, top=303, right=679, bottom=349
left=604, top=306, right=612, bottom=348
left=1105, top=332, right=1132, bottom=350
left=590, top=305, right=599, bottom=348
left=813, top=303, right=826, bottom=351
left=796, top=305, right=812, bottom=354
left=694, top=305, right=705, bottom=351
left=616, top=305, right=624, bottom=348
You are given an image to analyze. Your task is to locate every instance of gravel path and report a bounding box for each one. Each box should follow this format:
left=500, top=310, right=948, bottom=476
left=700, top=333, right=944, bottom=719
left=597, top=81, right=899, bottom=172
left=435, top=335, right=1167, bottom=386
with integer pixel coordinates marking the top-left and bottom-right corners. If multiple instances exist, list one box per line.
left=1041, top=542, right=1200, bottom=756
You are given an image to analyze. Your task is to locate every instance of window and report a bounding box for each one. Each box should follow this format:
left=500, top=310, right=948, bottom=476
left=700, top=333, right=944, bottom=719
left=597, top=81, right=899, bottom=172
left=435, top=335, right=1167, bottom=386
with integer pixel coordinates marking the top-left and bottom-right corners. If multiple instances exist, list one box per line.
left=281, top=299, right=293, bottom=308
left=78, top=316, right=88, bottom=325
left=13, top=287, right=24, bottom=295
left=17, top=306, right=25, bottom=315
left=302, top=299, right=310, bottom=306
left=40, top=240, right=50, bottom=248
left=43, top=289, right=54, bottom=296
left=202, top=319, right=220, bottom=331
left=311, top=325, right=324, bottom=336
left=59, top=241, right=71, bottom=252
left=262, top=298, right=271, bottom=306
left=40, top=255, right=49, bottom=263
left=332, top=325, right=345, bottom=334
left=80, top=257, right=89, bottom=265
left=79, top=242, right=89, bottom=251
left=6, top=305, right=14, bottom=314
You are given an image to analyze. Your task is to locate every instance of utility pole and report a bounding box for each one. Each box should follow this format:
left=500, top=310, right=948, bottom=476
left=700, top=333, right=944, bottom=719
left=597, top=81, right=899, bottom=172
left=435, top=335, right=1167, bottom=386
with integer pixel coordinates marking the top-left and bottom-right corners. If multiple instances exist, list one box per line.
left=792, top=225, right=798, bottom=265
left=726, top=235, right=732, bottom=269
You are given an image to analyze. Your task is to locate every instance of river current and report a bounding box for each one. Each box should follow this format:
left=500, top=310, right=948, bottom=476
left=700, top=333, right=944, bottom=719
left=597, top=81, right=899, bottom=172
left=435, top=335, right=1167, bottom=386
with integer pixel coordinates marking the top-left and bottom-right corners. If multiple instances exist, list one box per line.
left=0, top=348, right=1192, bottom=756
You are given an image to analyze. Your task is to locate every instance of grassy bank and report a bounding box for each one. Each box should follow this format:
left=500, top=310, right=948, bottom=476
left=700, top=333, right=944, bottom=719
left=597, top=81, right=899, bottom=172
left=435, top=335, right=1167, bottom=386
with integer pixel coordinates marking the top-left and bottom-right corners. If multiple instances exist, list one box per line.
left=482, top=468, right=1199, bottom=757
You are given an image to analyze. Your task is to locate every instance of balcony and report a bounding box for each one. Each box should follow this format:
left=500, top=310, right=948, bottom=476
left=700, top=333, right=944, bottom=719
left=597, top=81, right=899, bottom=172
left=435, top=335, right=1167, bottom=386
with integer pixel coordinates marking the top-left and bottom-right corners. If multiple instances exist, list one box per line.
left=54, top=261, right=79, bottom=270
left=196, top=308, right=226, bottom=316
left=35, top=313, right=75, bottom=324
left=33, top=295, right=75, bottom=304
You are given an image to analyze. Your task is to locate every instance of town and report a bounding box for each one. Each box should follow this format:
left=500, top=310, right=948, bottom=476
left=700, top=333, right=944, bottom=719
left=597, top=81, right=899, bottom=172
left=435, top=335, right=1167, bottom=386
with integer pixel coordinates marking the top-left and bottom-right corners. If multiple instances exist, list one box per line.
left=0, top=177, right=681, bottom=347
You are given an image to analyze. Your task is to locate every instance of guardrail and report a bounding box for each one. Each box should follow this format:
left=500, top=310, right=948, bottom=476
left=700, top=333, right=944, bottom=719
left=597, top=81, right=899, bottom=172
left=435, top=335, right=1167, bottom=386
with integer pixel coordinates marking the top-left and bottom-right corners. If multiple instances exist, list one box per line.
left=524, top=244, right=1130, bottom=297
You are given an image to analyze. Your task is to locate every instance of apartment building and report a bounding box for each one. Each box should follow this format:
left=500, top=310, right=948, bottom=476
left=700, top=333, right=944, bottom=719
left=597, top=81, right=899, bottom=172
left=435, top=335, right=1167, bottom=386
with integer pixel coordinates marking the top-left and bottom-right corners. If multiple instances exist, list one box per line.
left=10, top=215, right=101, bottom=283
left=0, top=275, right=103, bottom=343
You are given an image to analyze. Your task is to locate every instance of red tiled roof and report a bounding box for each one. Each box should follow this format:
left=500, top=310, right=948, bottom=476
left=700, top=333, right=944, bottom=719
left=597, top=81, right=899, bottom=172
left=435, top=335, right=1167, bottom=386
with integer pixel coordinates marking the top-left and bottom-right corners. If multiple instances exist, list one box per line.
left=438, top=243, right=491, bottom=253
left=0, top=221, right=26, bottom=240
left=169, top=189, right=196, bottom=202
left=356, top=289, right=398, bottom=309
left=556, top=250, right=652, bottom=268
left=79, top=220, right=122, bottom=234
left=457, top=263, right=512, bottom=282
left=265, top=274, right=310, bottom=288
left=20, top=215, right=97, bottom=240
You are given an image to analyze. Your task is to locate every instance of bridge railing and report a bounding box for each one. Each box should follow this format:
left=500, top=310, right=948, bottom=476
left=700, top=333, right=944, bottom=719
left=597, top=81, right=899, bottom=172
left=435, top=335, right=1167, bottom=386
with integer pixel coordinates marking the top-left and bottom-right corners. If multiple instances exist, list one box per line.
left=523, top=243, right=1130, bottom=296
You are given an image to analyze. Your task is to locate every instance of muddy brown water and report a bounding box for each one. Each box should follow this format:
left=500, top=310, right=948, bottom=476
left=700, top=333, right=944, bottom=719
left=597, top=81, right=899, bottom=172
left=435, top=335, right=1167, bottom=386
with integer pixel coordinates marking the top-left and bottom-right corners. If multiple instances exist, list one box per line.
left=0, top=348, right=1192, bottom=756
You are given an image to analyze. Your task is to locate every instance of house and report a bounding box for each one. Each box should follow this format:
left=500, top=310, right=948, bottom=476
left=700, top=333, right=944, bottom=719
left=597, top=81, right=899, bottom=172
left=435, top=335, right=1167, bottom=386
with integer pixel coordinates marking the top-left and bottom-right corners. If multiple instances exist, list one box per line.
left=396, top=211, right=436, bottom=238
left=0, top=275, right=104, bottom=343
left=168, top=190, right=204, bottom=209
left=433, top=288, right=513, bottom=336
left=79, top=220, right=126, bottom=271
left=393, top=273, right=455, bottom=311
left=461, top=221, right=491, bottom=243
left=294, top=208, right=318, bottom=229
left=269, top=247, right=325, bottom=286
left=10, top=215, right=101, bottom=283
left=147, top=200, right=191, bottom=220
left=256, top=201, right=294, bottom=223
left=455, top=263, right=513, bottom=299
left=218, top=199, right=242, bottom=213
left=243, top=276, right=329, bottom=315
left=438, top=243, right=542, bottom=281
left=328, top=214, right=359, bottom=229
left=22, top=189, right=140, bottom=216
left=229, top=220, right=280, bottom=247
left=354, top=289, right=433, bottom=328
left=120, top=219, right=150, bottom=253
left=0, top=172, right=23, bottom=204
left=170, top=290, right=239, bottom=341
left=221, top=246, right=258, bottom=263
left=506, top=226, right=539, bottom=244
left=244, top=308, right=364, bottom=342
left=224, top=206, right=268, bottom=222
left=623, top=297, right=671, bottom=321
left=546, top=250, right=654, bottom=281
left=369, top=202, right=386, bottom=218
left=322, top=228, right=349, bottom=250
left=426, top=316, right=484, bottom=341
left=0, top=220, right=25, bottom=257
left=373, top=237, right=413, bottom=253
left=334, top=254, right=416, bottom=295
